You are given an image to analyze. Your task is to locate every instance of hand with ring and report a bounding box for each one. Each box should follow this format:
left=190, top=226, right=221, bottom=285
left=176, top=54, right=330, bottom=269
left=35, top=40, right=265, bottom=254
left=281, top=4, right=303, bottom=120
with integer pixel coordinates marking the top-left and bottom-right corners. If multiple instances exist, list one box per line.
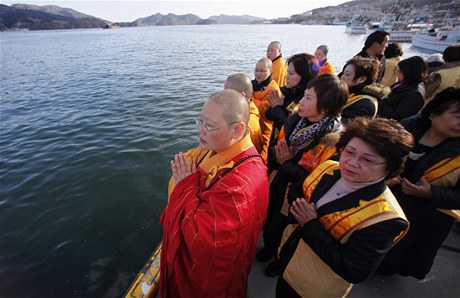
left=290, top=198, right=317, bottom=226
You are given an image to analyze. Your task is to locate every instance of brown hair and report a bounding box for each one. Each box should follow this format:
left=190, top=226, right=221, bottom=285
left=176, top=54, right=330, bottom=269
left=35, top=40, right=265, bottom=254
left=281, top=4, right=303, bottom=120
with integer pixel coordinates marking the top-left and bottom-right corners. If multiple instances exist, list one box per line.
left=343, top=56, right=379, bottom=85
left=336, top=117, right=413, bottom=179
left=286, top=53, right=320, bottom=92
left=307, top=74, right=349, bottom=117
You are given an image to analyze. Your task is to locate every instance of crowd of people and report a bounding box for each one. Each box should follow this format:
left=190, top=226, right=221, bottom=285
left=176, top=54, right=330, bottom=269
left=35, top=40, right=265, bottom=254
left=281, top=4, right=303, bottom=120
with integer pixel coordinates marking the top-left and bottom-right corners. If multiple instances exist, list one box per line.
left=159, top=32, right=460, bottom=298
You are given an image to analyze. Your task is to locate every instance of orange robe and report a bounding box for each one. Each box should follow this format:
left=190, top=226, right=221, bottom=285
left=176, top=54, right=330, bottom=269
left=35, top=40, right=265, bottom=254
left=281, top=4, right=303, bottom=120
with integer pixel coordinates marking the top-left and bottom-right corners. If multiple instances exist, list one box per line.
left=160, top=134, right=269, bottom=298
left=272, top=56, right=287, bottom=87
left=248, top=100, right=264, bottom=155
left=252, top=80, right=281, bottom=163
left=319, top=59, right=335, bottom=75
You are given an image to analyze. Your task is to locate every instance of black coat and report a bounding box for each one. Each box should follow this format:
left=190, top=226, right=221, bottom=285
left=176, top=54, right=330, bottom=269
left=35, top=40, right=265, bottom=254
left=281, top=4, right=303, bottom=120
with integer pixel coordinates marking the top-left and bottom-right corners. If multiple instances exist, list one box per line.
left=378, top=82, right=425, bottom=121
left=267, top=114, right=342, bottom=213
left=265, top=86, right=304, bottom=133
left=341, top=84, right=378, bottom=123
left=377, top=115, right=460, bottom=279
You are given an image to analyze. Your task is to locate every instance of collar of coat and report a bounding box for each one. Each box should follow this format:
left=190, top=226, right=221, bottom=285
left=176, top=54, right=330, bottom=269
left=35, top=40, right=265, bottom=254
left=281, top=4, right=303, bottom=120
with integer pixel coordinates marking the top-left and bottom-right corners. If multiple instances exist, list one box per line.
left=252, top=75, right=273, bottom=91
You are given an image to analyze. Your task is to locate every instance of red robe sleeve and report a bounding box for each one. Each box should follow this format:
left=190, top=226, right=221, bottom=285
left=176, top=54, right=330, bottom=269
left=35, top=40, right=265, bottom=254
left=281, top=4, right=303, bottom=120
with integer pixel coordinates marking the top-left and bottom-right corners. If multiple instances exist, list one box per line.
left=161, top=159, right=268, bottom=298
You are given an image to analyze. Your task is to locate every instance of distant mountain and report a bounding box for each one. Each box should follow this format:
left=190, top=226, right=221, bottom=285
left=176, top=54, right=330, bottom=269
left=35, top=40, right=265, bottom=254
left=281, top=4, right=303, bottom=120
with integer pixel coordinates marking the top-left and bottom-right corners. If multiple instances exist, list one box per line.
left=209, top=14, right=266, bottom=24
left=123, top=13, right=264, bottom=27
left=1, top=0, right=455, bottom=31
left=0, top=4, right=107, bottom=30
left=289, top=0, right=459, bottom=25
left=10, top=3, right=95, bottom=19
left=132, top=13, right=201, bottom=26
left=332, top=0, right=453, bottom=8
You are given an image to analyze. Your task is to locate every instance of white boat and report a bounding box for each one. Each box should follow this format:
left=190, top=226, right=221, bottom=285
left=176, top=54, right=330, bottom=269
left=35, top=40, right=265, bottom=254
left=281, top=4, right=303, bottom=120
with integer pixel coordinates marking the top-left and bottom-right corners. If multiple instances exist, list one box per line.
left=345, top=24, right=366, bottom=34
left=364, top=2, right=430, bottom=43
left=365, top=21, right=381, bottom=34
left=345, top=16, right=367, bottom=34
left=366, top=22, right=416, bottom=42
left=331, top=16, right=347, bottom=26
left=388, top=30, right=416, bottom=42
left=412, top=27, right=460, bottom=52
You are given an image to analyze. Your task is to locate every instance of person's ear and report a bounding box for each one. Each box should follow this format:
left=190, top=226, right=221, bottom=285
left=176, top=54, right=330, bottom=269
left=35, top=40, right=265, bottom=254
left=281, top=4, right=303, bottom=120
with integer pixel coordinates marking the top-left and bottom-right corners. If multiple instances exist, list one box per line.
left=356, top=76, right=366, bottom=84
left=232, top=122, right=247, bottom=139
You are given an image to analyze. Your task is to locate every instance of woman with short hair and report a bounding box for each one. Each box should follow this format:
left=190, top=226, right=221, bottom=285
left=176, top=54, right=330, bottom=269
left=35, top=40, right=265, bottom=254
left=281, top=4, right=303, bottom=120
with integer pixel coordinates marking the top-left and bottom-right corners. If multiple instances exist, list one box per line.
left=257, top=74, right=349, bottom=276
left=266, top=53, right=319, bottom=146
left=340, top=56, right=382, bottom=123
left=377, top=55, right=427, bottom=121
left=276, top=117, right=413, bottom=297
left=377, top=87, right=460, bottom=280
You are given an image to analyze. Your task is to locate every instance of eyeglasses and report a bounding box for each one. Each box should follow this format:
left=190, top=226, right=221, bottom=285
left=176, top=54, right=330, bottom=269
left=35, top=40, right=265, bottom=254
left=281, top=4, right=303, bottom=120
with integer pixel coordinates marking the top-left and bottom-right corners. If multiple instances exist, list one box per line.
left=341, top=146, right=387, bottom=167
left=195, top=117, right=238, bottom=132
left=254, top=68, right=269, bottom=73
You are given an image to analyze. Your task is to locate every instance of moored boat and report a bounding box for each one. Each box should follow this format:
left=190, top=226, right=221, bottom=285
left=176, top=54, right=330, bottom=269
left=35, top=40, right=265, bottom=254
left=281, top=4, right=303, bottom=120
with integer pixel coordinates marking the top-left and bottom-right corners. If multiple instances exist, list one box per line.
left=345, top=15, right=367, bottom=34
left=412, top=27, right=460, bottom=52
left=363, top=1, right=431, bottom=43
left=331, top=16, right=347, bottom=26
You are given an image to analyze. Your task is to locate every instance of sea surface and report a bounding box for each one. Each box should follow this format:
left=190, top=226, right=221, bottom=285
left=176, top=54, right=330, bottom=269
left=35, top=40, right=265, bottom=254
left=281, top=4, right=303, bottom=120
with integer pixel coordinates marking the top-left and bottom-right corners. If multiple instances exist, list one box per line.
left=0, top=24, right=433, bottom=297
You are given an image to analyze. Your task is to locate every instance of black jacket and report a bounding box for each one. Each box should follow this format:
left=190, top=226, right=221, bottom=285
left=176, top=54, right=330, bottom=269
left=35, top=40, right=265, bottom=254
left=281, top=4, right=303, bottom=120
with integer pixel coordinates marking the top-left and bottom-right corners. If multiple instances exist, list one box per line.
left=378, top=82, right=425, bottom=121
left=302, top=167, right=408, bottom=283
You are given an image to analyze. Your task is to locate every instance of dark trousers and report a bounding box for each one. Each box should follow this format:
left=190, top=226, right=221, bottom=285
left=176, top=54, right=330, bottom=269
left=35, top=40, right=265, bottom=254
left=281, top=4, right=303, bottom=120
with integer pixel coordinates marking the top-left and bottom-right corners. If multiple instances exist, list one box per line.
left=377, top=197, right=455, bottom=279
left=276, top=276, right=301, bottom=298
left=262, top=212, right=289, bottom=258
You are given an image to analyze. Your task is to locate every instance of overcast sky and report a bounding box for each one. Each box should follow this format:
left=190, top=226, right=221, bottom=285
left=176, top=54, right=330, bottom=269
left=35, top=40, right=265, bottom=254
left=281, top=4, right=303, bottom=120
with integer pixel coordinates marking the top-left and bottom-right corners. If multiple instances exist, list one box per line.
left=1, top=0, right=349, bottom=22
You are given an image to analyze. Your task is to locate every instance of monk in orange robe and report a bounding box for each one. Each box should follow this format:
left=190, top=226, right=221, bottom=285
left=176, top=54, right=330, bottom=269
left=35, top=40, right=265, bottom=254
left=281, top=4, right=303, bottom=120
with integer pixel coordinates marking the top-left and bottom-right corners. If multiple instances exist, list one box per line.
left=160, top=89, right=269, bottom=298
left=267, top=41, right=287, bottom=87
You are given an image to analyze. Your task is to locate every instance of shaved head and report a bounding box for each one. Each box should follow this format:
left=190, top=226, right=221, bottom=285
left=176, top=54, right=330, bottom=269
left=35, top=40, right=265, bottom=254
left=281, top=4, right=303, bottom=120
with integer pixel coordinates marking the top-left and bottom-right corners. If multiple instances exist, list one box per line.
left=208, top=89, right=249, bottom=127
left=224, top=73, right=253, bottom=101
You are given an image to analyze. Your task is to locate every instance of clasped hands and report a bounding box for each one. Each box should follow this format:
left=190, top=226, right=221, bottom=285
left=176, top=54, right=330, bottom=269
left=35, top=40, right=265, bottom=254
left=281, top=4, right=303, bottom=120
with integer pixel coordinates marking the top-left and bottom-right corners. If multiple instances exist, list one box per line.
left=171, top=152, right=196, bottom=184
left=268, top=89, right=284, bottom=108
left=275, top=139, right=294, bottom=164
left=290, top=198, right=317, bottom=226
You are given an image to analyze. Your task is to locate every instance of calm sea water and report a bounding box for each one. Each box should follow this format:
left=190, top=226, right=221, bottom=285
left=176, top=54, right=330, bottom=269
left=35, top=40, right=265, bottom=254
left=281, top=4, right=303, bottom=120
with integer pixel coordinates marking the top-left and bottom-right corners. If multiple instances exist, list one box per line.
left=0, top=25, right=431, bottom=297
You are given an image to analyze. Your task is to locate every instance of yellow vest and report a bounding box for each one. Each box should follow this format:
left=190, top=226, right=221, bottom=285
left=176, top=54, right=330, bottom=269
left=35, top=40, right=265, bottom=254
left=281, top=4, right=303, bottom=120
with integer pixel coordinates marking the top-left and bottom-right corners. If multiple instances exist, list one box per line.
left=302, top=160, right=407, bottom=244
left=426, top=65, right=460, bottom=102
left=424, top=155, right=460, bottom=220
left=381, top=57, right=400, bottom=87
left=281, top=160, right=408, bottom=297
left=344, top=93, right=378, bottom=118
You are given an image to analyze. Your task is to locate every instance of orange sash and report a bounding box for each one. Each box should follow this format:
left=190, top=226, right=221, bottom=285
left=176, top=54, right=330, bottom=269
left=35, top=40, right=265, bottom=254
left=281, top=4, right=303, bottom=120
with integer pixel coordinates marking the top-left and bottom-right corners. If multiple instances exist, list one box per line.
left=303, top=160, right=408, bottom=244
left=424, top=156, right=460, bottom=220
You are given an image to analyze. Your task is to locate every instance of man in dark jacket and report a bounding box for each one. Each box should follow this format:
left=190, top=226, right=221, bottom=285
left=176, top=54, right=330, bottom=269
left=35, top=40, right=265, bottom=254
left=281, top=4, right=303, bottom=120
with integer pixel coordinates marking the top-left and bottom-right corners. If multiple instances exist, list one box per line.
left=354, top=30, right=390, bottom=83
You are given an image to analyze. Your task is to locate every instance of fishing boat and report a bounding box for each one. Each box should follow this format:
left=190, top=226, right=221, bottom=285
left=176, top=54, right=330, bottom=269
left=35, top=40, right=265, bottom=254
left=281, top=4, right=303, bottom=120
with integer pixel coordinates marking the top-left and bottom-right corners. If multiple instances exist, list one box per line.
left=331, top=16, right=347, bottom=26
left=364, top=1, right=430, bottom=43
left=345, top=15, right=367, bottom=34
left=412, top=27, right=460, bottom=52
left=365, top=22, right=416, bottom=42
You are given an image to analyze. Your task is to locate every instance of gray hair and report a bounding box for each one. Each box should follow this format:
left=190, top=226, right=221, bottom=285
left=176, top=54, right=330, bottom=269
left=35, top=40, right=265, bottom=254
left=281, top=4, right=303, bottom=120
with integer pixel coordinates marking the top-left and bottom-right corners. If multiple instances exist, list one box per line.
left=257, top=57, right=273, bottom=70
left=225, top=73, right=253, bottom=101
left=317, top=45, right=329, bottom=55
left=269, top=41, right=282, bottom=51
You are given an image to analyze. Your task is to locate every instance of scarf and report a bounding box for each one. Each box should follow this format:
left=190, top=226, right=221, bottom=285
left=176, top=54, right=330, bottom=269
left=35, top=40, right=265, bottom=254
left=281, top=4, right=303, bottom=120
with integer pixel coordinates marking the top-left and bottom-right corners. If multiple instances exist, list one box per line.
left=252, top=75, right=273, bottom=91
left=319, top=58, right=328, bottom=67
left=289, top=117, right=331, bottom=155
